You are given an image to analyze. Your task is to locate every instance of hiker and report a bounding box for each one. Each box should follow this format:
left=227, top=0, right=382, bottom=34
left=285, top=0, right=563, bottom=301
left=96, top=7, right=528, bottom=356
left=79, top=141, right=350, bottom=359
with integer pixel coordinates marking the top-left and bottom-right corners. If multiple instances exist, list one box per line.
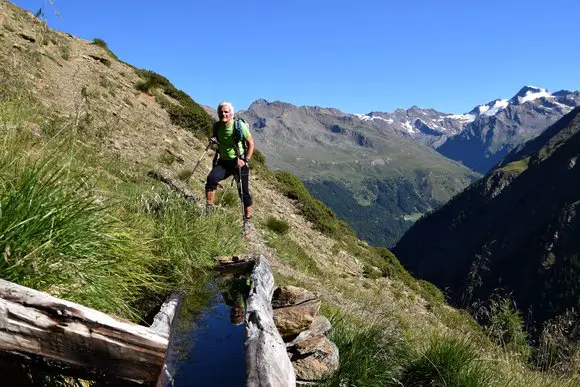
left=205, top=102, right=254, bottom=224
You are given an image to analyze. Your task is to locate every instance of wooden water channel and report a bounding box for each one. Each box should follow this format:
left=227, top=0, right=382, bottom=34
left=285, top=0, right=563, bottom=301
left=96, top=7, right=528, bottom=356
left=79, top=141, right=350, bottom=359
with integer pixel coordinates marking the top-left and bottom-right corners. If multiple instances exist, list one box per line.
left=0, top=255, right=295, bottom=386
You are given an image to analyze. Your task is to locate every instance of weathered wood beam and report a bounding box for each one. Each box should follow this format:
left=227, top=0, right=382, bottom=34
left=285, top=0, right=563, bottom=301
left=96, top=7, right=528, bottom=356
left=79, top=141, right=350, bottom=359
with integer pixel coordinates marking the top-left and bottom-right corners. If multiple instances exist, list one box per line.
left=245, top=255, right=296, bottom=386
left=0, top=279, right=178, bottom=385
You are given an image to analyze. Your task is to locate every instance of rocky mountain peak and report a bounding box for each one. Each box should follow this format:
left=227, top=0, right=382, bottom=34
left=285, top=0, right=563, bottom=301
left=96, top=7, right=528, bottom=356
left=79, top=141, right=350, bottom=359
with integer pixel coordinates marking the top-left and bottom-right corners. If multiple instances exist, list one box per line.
left=509, top=85, right=551, bottom=105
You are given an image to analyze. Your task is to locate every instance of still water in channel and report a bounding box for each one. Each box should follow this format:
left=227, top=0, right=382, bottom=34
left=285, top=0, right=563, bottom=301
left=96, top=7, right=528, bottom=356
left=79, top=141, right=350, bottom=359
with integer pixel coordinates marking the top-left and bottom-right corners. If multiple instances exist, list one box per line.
left=168, top=275, right=249, bottom=387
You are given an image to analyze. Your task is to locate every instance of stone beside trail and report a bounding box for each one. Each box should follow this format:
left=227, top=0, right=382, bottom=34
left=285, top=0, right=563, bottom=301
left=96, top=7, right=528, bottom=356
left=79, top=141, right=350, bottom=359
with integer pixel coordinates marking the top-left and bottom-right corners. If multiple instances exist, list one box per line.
left=272, top=285, right=339, bottom=382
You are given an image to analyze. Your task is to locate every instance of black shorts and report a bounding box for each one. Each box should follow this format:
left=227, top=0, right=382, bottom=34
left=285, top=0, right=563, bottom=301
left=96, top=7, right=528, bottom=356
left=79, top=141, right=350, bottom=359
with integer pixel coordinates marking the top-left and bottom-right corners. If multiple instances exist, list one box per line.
left=205, top=159, right=252, bottom=207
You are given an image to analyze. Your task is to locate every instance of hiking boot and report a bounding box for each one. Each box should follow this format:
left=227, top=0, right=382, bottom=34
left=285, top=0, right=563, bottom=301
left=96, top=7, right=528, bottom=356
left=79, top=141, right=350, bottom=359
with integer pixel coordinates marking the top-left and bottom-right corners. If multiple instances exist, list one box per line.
left=205, top=204, right=214, bottom=216
left=243, top=217, right=252, bottom=236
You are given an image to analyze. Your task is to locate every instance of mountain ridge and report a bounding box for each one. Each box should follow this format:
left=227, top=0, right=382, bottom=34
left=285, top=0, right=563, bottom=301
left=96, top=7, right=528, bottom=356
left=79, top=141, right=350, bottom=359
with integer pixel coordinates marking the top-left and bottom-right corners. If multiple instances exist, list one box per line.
left=393, top=107, right=580, bottom=331
left=239, top=98, right=480, bottom=246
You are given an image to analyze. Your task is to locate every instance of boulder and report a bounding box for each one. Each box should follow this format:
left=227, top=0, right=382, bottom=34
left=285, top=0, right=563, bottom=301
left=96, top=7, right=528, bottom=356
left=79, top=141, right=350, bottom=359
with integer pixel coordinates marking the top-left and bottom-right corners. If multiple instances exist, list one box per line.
left=291, top=337, right=339, bottom=381
left=272, top=285, right=318, bottom=309
left=273, top=299, right=321, bottom=338
left=286, top=315, right=332, bottom=350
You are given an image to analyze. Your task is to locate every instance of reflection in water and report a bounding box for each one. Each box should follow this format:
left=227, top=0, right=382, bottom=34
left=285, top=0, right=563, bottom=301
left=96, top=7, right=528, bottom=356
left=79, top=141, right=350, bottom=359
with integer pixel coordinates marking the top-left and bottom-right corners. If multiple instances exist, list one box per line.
left=168, top=275, right=250, bottom=387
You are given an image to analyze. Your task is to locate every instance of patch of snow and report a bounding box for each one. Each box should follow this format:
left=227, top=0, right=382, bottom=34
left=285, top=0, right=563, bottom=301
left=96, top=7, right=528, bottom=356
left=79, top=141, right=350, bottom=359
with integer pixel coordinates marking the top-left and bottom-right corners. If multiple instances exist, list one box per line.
left=354, top=114, right=394, bottom=124
left=482, top=99, right=509, bottom=116
left=447, top=113, right=476, bottom=123
left=375, top=116, right=394, bottom=124
left=518, top=88, right=552, bottom=104
left=402, top=121, right=416, bottom=134
left=354, top=114, right=373, bottom=121
left=477, top=104, right=490, bottom=114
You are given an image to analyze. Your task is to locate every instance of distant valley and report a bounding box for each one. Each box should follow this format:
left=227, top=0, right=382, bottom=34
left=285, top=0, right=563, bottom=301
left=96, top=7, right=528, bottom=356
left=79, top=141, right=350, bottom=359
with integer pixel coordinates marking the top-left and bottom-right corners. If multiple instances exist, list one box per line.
left=239, top=87, right=579, bottom=246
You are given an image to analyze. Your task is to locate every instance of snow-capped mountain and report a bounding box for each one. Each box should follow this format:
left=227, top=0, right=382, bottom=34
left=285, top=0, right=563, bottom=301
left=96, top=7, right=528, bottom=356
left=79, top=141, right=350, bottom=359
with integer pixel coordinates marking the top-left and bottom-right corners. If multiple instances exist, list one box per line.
left=355, top=86, right=580, bottom=173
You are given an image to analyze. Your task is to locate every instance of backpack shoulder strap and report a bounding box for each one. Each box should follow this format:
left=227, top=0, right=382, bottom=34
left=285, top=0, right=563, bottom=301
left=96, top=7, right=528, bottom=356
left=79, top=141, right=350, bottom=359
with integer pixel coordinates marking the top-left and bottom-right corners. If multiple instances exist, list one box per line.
left=212, top=121, right=219, bottom=141
left=233, top=119, right=248, bottom=157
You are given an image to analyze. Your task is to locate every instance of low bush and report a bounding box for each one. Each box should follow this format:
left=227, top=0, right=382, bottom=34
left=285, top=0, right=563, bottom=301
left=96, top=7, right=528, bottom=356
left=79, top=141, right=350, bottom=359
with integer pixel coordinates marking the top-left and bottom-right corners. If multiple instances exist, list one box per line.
left=135, top=69, right=213, bottom=136
left=91, top=38, right=119, bottom=61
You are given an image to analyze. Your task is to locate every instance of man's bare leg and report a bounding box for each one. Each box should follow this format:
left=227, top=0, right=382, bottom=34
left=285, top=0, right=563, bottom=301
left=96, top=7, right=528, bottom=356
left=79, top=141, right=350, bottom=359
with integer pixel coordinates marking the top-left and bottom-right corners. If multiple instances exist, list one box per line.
left=206, top=190, right=216, bottom=215
left=206, top=190, right=216, bottom=205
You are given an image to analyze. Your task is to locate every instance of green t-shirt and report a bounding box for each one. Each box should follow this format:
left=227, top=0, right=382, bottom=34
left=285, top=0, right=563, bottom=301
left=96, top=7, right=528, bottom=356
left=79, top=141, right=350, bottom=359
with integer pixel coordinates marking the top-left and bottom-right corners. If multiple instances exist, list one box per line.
left=216, top=120, right=251, bottom=161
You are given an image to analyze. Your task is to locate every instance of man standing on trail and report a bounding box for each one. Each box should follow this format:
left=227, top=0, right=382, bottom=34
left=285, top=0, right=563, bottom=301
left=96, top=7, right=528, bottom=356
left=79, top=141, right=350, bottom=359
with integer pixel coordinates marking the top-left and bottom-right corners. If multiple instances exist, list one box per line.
left=205, top=102, right=254, bottom=226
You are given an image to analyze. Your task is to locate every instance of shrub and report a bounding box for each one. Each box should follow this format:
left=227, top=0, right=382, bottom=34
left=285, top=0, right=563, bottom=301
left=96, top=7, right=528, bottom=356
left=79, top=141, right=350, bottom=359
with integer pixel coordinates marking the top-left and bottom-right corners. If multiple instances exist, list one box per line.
left=401, top=334, right=494, bottom=387
left=134, top=69, right=213, bottom=135
left=265, top=216, right=290, bottom=235
left=417, top=279, right=446, bottom=303
left=251, top=148, right=266, bottom=166
left=476, top=296, right=531, bottom=361
left=91, top=38, right=119, bottom=61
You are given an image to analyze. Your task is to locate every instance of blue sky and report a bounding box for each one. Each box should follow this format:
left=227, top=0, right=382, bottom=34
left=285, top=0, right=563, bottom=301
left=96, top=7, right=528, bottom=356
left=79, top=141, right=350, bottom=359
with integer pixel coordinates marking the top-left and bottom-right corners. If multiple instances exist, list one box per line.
left=11, top=0, right=580, bottom=114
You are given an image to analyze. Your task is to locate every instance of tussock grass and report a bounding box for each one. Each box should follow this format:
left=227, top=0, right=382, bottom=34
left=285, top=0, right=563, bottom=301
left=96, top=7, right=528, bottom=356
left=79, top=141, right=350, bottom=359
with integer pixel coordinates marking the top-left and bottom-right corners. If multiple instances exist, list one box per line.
left=265, top=216, right=290, bottom=235
left=216, top=178, right=240, bottom=208
left=401, top=334, right=495, bottom=387
left=140, top=190, right=244, bottom=288
left=0, top=161, right=159, bottom=319
left=323, top=315, right=411, bottom=386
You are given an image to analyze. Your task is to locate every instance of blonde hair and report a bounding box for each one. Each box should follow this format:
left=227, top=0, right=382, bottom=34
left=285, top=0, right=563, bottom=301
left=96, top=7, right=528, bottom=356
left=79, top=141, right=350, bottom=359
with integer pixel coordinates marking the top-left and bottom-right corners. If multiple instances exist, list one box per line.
left=217, top=101, right=234, bottom=115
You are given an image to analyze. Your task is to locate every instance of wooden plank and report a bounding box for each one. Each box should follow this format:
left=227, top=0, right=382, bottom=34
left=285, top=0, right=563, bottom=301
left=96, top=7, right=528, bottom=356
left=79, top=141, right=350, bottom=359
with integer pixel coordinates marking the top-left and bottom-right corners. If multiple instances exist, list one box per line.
left=0, top=279, right=170, bottom=384
left=152, top=291, right=184, bottom=387
left=245, top=255, right=296, bottom=386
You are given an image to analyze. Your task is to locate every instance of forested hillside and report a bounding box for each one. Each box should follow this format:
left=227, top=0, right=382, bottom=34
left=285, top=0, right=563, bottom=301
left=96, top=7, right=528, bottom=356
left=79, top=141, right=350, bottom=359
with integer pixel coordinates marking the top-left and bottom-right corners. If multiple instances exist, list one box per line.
left=395, top=107, right=580, bottom=336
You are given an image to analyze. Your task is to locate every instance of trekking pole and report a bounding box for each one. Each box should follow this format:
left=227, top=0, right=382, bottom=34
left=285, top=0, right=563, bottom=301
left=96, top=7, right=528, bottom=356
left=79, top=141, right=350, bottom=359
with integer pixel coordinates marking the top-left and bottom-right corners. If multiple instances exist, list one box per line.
left=234, top=148, right=248, bottom=236
left=238, top=165, right=246, bottom=223
left=186, top=141, right=213, bottom=184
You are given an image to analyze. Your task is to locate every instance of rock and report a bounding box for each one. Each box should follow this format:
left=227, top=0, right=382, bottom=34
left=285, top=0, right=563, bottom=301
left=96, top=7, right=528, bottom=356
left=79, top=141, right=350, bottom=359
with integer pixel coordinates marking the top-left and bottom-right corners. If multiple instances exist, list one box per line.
left=272, top=285, right=318, bottom=309
left=291, top=334, right=327, bottom=356
left=286, top=315, right=331, bottom=349
left=291, top=337, right=339, bottom=381
left=273, top=299, right=321, bottom=338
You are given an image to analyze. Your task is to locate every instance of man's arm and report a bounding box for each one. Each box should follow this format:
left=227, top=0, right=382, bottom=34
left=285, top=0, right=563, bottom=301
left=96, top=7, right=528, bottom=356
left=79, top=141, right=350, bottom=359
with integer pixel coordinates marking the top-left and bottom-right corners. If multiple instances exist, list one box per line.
left=245, top=135, right=255, bottom=161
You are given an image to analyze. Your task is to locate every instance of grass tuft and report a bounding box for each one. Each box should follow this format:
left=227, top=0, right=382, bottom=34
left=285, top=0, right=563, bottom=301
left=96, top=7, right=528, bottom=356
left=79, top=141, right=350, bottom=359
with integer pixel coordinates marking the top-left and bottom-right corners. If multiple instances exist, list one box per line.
left=323, top=315, right=411, bottom=386
left=401, top=334, right=494, bottom=387
left=265, top=216, right=290, bottom=235
left=0, top=162, right=159, bottom=319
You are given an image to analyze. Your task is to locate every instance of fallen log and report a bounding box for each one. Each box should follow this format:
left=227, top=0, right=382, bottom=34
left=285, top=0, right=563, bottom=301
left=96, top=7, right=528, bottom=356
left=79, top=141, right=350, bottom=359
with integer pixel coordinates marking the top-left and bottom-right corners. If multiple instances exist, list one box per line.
left=0, top=279, right=180, bottom=385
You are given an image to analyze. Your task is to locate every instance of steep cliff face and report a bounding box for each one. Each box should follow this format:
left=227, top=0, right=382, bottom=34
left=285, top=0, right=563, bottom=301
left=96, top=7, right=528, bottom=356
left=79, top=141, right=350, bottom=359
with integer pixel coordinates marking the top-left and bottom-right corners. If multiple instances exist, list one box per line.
left=394, top=107, right=580, bottom=328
